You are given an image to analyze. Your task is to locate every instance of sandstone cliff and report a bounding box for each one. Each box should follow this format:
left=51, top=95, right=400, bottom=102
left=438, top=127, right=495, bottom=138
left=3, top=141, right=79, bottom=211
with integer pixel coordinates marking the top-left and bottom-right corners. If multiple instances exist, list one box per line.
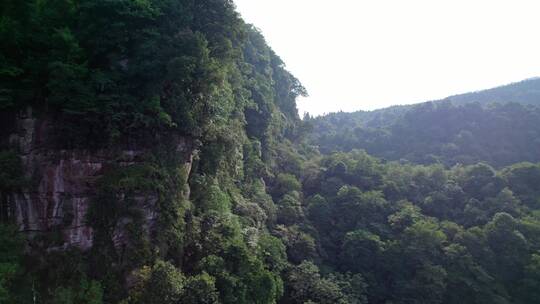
left=6, top=108, right=194, bottom=251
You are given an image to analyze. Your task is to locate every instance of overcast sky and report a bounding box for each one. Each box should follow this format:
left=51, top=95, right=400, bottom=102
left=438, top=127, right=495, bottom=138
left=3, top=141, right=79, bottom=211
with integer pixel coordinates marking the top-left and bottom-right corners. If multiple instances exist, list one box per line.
left=233, top=0, right=540, bottom=116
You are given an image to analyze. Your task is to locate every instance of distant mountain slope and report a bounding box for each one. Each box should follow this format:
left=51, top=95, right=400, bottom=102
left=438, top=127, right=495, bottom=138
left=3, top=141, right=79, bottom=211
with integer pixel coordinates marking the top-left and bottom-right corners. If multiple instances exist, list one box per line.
left=312, top=105, right=409, bottom=130
left=316, top=77, right=540, bottom=127
left=309, top=78, right=540, bottom=167
left=443, top=77, right=540, bottom=106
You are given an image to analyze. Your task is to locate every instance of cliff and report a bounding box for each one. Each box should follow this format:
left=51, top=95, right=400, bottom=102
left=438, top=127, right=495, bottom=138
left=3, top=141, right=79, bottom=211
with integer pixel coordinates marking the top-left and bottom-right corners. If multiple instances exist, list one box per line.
left=0, top=1, right=306, bottom=303
left=8, top=107, right=195, bottom=251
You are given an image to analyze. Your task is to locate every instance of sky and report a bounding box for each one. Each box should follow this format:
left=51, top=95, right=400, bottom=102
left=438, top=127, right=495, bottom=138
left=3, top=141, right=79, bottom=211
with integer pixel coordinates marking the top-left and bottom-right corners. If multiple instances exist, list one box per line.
left=233, top=0, right=540, bottom=116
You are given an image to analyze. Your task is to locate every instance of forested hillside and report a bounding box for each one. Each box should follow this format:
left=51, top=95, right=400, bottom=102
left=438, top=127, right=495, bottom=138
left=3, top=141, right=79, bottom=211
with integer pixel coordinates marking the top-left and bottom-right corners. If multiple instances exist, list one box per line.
left=1, top=1, right=308, bottom=303
left=445, top=78, right=540, bottom=107
left=310, top=101, right=540, bottom=167
left=1, top=1, right=540, bottom=304
left=310, top=79, right=540, bottom=167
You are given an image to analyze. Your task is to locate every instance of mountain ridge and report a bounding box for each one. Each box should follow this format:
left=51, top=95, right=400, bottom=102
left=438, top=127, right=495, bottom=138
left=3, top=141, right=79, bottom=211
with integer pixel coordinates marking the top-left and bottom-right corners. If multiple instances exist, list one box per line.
left=321, top=77, right=540, bottom=125
left=309, top=78, right=540, bottom=166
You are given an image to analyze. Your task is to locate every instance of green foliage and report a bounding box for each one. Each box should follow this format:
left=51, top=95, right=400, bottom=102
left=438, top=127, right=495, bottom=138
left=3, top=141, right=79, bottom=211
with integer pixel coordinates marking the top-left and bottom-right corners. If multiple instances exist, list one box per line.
left=52, top=279, right=103, bottom=304
left=0, top=224, right=23, bottom=302
left=502, top=162, right=540, bottom=208
left=299, top=148, right=540, bottom=303
left=310, top=101, right=540, bottom=167
left=137, top=260, right=185, bottom=304
left=446, top=77, right=540, bottom=107
left=0, top=0, right=301, bottom=147
left=0, top=150, right=24, bottom=191
left=3, top=1, right=540, bottom=304
left=257, top=234, right=287, bottom=273
left=198, top=240, right=284, bottom=304
left=273, top=173, right=302, bottom=199
left=191, top=175, right=232, bottom=214
left=129, top=261, right=219, bottom=304
left=284, top=261, right=367, bottom=304
left=182, top=272, right=220, bottom=304
left=274, top=225, right=317, bottom=265
left=0, top=1, right=307, bottom=303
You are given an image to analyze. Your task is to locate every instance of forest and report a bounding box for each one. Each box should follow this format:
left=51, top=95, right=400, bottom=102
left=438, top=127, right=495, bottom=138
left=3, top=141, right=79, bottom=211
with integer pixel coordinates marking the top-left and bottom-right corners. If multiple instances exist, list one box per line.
left=309, top=101, right=540, bottom=167
left=1, top=1, right=540, bottom=303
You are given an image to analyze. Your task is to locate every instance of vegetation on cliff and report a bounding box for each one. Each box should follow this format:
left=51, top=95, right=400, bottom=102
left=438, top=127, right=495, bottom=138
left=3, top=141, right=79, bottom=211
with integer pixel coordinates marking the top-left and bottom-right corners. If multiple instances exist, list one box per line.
left=1, top=1, right=540, bottom=304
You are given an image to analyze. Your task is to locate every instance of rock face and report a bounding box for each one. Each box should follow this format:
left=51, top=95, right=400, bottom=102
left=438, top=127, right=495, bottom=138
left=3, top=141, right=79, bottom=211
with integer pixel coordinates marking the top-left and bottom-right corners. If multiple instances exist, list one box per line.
left=7, top=108, right=194, bottom=250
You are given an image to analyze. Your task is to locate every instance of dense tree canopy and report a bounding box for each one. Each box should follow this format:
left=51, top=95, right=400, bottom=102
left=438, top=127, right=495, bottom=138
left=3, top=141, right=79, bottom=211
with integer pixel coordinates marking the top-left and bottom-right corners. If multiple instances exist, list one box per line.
left=310, top=101, right=540, bottom=167
left=1, top=1, right=540, bottom=304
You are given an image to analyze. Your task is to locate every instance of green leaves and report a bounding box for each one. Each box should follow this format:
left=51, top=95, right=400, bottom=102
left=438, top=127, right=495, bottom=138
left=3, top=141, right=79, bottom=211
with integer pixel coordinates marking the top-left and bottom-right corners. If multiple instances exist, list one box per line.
left=310, top=101, right=540, bottom=168
left=0, top=224, right=23, bottom=303
left=1, top=0, right=302, bottom=146
left=301, top=143, right=540, bottom=304
left=285, top=261, right=367, bottom=304
left=5, top=1, right=540, bottom=304
left=52, top=279, right=104, bottom=304
left=0, top=150, right=24, bottom=192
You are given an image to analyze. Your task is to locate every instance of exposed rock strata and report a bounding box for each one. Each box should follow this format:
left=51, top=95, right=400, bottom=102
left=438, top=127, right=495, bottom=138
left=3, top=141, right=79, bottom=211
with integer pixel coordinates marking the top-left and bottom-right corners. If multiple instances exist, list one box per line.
left=7, top=108, right=194, bottom=250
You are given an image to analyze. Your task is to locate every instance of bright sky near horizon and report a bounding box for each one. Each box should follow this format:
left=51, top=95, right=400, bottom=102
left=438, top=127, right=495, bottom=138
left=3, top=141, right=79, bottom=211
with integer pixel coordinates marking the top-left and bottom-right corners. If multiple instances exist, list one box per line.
left=233, top=0, right=540, bottom=116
